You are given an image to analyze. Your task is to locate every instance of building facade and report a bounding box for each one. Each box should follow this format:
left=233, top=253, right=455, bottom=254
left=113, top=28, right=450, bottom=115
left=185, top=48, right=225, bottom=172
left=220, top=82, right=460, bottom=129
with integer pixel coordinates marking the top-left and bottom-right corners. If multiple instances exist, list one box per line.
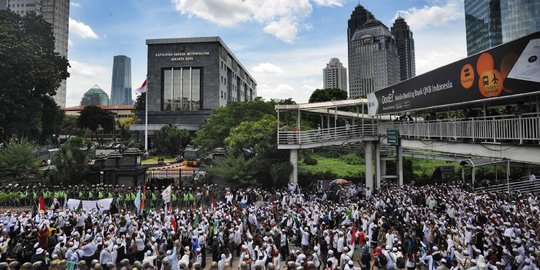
left=130, top=37, right=257, bottom=142
left=323, top=58, right=347, bottom=91
left=80, top=85, right=109, bottom=106
left=349, top=20, right=399, bottom=98
left=391, top=17, right=416, bottom=81
left=1, top=0, right=69, bottom=107
left=465, top=0, right=540, bottom=56
left=110, top=55, right=132, bottom=105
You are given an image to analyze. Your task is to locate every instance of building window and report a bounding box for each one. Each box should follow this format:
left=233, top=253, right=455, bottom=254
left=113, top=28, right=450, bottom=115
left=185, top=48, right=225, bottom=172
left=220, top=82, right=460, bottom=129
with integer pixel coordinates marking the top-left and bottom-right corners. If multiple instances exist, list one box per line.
left=162, top=67, right=201, bottom=111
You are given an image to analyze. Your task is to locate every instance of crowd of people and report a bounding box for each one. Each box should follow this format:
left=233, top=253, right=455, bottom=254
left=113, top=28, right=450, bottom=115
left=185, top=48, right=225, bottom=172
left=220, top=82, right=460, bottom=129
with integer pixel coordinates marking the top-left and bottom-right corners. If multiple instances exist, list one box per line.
left=0, top=182, right=538, bottom=270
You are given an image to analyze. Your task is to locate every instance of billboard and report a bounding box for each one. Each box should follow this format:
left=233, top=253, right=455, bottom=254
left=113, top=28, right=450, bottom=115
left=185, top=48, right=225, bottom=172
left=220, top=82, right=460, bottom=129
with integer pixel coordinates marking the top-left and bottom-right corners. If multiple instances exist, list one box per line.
left=368, top=31, right=540, bottom=116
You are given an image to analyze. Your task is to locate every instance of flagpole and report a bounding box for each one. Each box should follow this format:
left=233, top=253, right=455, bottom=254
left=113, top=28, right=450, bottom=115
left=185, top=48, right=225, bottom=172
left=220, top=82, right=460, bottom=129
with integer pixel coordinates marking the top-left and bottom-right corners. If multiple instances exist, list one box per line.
left=144, top=78, right=148, bottom=152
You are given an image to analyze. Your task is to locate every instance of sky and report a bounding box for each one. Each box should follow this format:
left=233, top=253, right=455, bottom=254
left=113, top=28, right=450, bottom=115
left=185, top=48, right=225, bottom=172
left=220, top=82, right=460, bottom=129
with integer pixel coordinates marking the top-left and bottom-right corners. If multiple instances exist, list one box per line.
left=65, top=0, right=467, bottom=107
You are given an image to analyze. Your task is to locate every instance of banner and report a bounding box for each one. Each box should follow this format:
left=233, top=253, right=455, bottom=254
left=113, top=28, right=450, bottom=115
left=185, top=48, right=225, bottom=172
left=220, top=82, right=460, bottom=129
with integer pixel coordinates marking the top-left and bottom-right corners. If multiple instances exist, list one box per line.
left=97, top=198, right=114, bottom=213
left=67, top=199, right=81, bottom=210
left=368, top=31, right=540, bottom=116
left=81, top=200, right=97, bottom=212
left=162, top=185, right=172, bottom=203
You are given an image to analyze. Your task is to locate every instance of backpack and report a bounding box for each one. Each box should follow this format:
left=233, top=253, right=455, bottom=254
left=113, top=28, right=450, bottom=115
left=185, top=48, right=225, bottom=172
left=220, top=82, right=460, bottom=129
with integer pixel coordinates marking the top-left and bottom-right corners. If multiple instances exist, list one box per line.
left=377, top=254, right=388, bottom=268
left=396, top=256, right=406, bottom=269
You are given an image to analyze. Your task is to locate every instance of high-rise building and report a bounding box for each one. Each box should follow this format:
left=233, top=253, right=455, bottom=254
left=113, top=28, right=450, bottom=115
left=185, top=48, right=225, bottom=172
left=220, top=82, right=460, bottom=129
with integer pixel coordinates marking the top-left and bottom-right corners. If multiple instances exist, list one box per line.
left=110, top=55, right=133, bottom=105
left=464, top=0, right=502, bottom=56
left=1, top=0, right=69, bottom=107
left=347, top=4, right=374, bottom=45
left=323, top=58, right=347, bottom=91
left=465, top=0, right=540, bottom=56
left=349, top=19, right=399, bottom=98
left=130, top=37, right=257, bottom=144
left=500, top=0, right=540, bottom=43
left=391, top=17, right=416, bottom=81
left=80, top=85, right=109, bottom=106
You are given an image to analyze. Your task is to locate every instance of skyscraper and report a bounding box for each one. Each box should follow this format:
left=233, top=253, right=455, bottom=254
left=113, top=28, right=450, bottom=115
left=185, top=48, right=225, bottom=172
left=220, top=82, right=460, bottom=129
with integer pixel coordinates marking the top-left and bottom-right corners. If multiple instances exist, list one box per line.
left=465, top=0, right=540, bottom=56
left=110, top=55, right=132, bottom=105
left=323, top=58, right=347, bottom=91
left=349, top=19, right=399, bottom=98
left=391, top=17, right=416, bottom=81
left=347, top=4, right=374, bottom=45
left=0, top=0, right=70, bottom=107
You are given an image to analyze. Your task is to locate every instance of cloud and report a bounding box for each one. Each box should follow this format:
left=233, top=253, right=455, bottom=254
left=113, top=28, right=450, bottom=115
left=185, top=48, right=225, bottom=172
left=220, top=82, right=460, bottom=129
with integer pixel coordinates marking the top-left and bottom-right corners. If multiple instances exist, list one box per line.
left=252, top=63, right=285, bottom=75
left=69, top=18, right=99, bottom=39
left=171, top=0, right=315, bottom=43
left=66, top=60, right=111, bottom=106
left=394, top=0, right=464, bottom=31
left=312, top=0, right=344, bottom=7
left=71, top=2, right=81, bottom=8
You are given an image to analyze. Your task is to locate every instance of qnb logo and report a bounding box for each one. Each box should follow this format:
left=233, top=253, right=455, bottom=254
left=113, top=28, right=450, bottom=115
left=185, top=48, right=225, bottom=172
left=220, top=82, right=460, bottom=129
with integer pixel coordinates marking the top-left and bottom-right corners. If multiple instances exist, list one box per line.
left=382, top=90, right=395, bottom=104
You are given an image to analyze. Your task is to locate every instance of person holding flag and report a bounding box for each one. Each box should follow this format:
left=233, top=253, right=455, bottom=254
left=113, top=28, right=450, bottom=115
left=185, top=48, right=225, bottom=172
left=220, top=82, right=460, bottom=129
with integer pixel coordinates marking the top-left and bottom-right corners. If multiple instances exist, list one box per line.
left=134, top=187, right=143, bottom=217
left=162, top=185, right=172, bottom=214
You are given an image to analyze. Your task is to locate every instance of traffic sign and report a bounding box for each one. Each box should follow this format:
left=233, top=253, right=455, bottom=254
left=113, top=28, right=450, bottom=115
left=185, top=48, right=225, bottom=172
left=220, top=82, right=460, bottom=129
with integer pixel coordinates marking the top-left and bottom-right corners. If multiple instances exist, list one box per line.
left=387, top=129, right=400, bottom=146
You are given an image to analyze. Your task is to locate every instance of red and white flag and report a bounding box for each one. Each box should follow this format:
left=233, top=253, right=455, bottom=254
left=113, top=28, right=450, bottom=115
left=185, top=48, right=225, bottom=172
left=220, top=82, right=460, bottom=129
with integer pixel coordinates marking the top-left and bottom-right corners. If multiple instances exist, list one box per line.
left=136, top=79, right=147, bottom=93
left=38, top=194, right=46, bottom=213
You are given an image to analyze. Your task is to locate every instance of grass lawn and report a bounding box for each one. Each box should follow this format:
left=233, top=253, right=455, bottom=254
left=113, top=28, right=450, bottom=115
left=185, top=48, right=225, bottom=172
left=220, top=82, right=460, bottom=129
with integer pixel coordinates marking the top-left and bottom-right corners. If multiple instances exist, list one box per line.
left=141, top=156, right=176, bottom=165
left=299, top=154, right=365, bottom=179
left=410, top=157, right=459, bottom=174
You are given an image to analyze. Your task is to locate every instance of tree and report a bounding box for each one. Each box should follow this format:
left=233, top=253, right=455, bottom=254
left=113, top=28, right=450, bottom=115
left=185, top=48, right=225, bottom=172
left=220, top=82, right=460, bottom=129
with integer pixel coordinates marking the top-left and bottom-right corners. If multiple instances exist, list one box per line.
left=133, top=93, right=145, bottom=116
left=51, top=136, right=92, bottom=185
left=0, top=11, right=69, bottom=141
left=153, top=124, right=190, bottom=155
left=308, top=88, right=348, bottom=103
left=225, top=115, right=276, bottom=155
left=40, top=96, right=65, bottom=145
left=192, top=98, right=276, bottom=152
left=205, top=152, right=258, bottom=187
left=77, top=105, right=115, bottom=139
left=0, top=139, right=39, bottom=178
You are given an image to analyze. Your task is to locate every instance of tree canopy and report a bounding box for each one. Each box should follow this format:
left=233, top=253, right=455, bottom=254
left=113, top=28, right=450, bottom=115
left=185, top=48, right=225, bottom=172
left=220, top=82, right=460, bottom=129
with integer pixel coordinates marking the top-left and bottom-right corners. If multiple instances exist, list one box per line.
left=197, top=99, right=294, bottom=187
left=192, top=98, right=277, bottom=152
left=308, top=88, right=348, bottom=103
left=0, top=139, right=38, bottom=178
left=77, top=106, right=115, bottom=133
left=153, top=124, right=190, bottom=156
left=0, top=10, right=69, bottom=142
left=51, top=136, right=92, bottom=185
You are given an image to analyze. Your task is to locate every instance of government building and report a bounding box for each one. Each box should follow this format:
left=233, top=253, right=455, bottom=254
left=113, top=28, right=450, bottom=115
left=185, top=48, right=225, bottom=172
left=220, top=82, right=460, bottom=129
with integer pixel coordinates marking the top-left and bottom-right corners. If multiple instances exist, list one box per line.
left=131, top=37, right=257, bottom=143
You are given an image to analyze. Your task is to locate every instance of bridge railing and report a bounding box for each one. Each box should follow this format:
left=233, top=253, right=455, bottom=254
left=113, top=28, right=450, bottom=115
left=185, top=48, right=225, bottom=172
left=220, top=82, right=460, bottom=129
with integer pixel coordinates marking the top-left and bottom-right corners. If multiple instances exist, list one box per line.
left=278, top=124, right=378, bottom=145
left=475, top=179, right=540, bottom=194
left=378, top=114, right=540, bottom=144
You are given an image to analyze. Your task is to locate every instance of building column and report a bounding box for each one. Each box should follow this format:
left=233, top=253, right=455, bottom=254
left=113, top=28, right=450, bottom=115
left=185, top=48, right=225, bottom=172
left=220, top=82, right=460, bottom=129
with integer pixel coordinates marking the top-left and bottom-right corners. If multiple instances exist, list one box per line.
left=375, top=142, right=381, bottom=189
left=289, top=149, right=298, bottom=184
left=365, top=142, right=374, bottom=191
left=398, top=145, right=404, bottom=186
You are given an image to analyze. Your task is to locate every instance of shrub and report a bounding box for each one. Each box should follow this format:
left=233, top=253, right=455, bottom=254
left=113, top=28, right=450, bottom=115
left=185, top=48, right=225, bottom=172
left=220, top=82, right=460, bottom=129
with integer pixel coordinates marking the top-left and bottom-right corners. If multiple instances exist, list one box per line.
left=339, top=153, right=363, bottom=165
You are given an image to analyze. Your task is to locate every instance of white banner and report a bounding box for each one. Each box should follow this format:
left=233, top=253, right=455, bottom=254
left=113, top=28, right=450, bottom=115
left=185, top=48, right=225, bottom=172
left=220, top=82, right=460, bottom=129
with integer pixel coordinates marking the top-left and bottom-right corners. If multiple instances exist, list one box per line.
left=97, top=198, right=114, bottom=212
left=67, top=199, right=81, bottom=210
left=162, top=185, right=172, bottom=203
left=81, top=200, right=97, bottom=212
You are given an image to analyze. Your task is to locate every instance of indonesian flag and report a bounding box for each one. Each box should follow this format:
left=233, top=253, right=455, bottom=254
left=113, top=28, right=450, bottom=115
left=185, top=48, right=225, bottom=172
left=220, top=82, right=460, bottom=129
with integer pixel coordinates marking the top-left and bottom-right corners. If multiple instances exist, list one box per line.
left=38, top=194, right=46, bottom=213
left=136, top=79, right=147, bottom=93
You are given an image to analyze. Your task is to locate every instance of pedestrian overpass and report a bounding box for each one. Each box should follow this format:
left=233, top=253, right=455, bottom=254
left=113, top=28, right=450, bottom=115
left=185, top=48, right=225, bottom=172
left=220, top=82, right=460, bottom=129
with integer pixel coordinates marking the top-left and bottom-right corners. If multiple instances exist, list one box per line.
left=277, top=31, right=540, bottom=190
left=276, top=100, right=540, bottom=190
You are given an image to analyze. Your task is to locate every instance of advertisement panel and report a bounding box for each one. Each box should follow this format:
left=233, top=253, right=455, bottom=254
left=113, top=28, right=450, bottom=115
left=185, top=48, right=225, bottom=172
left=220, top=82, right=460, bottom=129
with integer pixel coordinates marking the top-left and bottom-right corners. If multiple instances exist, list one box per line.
left=368, top=31, right=540, bottom=116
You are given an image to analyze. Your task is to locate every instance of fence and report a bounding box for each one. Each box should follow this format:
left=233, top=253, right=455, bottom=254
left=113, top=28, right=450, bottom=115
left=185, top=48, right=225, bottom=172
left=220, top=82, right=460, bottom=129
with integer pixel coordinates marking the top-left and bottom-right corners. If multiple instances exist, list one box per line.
left=278, top=124, right=378, bottom=145
left=379, top=114, right=540, bottom=144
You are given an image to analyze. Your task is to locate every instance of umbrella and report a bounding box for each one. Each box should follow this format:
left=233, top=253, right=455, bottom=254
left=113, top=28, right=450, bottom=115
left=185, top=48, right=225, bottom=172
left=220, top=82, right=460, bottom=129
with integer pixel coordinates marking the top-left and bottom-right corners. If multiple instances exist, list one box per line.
left=331, top=179, right=349, bottom=185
